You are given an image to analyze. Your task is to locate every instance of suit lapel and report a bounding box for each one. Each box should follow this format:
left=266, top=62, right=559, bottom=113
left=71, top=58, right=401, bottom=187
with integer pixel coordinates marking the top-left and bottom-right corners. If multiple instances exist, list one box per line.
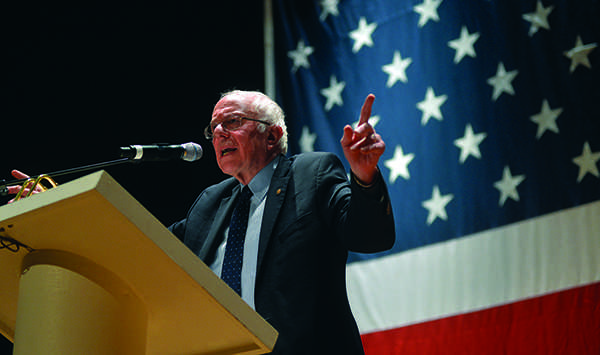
left=198, top=183, right=241, bottom=262
left=256, top=155, right=292, bottom=276
left=196, top=156, right=291, bottom=278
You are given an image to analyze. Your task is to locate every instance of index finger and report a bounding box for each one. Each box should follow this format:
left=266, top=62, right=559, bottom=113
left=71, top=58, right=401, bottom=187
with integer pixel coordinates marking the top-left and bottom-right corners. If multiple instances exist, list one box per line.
left=358, top=94, right=375, bottom=126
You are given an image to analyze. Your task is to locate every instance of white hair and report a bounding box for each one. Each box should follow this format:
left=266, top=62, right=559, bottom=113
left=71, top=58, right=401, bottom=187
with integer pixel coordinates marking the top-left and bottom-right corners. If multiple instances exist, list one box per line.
left=221, top=90, right=288, bottom=154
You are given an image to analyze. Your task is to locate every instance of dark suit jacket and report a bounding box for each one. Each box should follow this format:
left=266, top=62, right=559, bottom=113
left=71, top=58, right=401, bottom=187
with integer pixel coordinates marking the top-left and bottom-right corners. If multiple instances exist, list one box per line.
left=169, top=152, right=395, bottom=354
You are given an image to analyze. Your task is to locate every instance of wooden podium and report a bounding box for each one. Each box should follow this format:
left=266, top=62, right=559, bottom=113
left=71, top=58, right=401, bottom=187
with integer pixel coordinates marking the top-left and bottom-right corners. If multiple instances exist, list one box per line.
left=0, top=171, right=278, bottom=354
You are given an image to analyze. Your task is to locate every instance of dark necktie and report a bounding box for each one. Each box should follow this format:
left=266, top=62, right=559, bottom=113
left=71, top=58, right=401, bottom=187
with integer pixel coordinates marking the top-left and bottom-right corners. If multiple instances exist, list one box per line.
left=221, top=186, right=253, bottom=295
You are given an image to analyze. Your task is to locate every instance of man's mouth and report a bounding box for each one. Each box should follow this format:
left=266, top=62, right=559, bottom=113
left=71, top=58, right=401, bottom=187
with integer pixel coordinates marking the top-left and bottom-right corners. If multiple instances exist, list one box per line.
left=221, top=147, right=237, bottom=156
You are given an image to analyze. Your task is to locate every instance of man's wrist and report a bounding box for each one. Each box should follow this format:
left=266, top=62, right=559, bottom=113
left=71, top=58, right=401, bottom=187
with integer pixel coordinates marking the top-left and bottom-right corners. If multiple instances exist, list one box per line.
left=351, top=168, right=379, bottom=188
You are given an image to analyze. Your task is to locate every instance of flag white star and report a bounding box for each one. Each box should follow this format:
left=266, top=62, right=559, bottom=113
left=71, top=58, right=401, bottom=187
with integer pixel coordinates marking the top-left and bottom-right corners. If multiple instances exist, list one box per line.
left=382, top=50, right=412, bottom=88
left=287, top=40, right=314, bottom=73
left=453, top=123, right=487, bottom=164
left=422, top=185, right=454, bottom=225
left=413, top=0, right=443, bottom=28
left=530, top=99, right=562, bottom=139
left=563, top=35, right=598, bottom=73
left=384, top=145, right=415, bottom=183
left=349, top=17, right=378, bottom=53
left=447, top=26, right=480, bottom=64
left=522, top=1, right=554, bottom=37
left=493, top=166, right=526, bottom=207
left=572, top=141, right=600, bottom=183
left=487, top=62, right=518, bottom=101
left=417, top=87, right=447, bottom=125
left=320, top=75, right=346, bottom=111
left=319, top=0, right=340, bottom=21
left=299, top=126, right=317, bottom=153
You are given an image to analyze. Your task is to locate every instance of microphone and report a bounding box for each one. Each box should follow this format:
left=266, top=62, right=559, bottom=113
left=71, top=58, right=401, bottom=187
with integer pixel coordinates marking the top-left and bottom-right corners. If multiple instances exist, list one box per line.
left=119, top=142, right=203, bottom=162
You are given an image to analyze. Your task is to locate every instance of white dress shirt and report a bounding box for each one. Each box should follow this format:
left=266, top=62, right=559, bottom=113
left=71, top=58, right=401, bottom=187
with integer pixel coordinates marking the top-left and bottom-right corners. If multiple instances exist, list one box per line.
left=209, top=159, right=277, bottom=309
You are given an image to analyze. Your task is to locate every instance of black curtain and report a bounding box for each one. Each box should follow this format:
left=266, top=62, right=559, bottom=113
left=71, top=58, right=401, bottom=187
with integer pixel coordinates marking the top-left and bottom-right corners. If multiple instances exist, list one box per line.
left=2, top=2, right=264, bottom=353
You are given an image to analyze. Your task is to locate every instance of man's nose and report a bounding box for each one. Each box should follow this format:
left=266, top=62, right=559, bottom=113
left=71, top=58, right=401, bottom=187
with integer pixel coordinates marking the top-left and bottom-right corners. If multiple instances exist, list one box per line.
left=212, top=123, right=229, bottom=138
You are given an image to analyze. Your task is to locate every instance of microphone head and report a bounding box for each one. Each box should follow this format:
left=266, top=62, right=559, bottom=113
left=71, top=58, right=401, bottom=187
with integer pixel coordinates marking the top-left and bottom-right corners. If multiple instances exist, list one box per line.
left=181, top=142, right=203, bottom=162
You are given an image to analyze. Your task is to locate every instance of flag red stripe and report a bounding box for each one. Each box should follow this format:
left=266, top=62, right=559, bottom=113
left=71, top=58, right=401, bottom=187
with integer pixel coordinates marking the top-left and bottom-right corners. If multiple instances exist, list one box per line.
left=361, top=282, right=600, bottom=354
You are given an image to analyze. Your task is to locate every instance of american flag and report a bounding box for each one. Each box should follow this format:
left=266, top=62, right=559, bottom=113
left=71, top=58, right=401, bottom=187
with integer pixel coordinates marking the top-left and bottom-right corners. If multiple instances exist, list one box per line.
left=272, top=0, right=599, bottom=353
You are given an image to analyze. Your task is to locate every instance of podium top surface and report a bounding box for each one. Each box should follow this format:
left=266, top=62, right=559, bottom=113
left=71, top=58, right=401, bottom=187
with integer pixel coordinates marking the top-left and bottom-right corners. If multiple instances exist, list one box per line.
left=0, top=171, right=277, bottom=355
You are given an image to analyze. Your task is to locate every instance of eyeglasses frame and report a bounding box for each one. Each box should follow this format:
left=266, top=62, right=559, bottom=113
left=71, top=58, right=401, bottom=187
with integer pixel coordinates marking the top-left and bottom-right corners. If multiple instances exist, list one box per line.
left=204, top=116, right=272, bottom=140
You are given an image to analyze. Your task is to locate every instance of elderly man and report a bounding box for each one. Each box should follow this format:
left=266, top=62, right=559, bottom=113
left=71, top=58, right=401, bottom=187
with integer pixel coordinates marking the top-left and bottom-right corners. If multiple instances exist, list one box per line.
left=7, top=90, right=395, bottom=354
left=169, top=90, right=395, bottom=354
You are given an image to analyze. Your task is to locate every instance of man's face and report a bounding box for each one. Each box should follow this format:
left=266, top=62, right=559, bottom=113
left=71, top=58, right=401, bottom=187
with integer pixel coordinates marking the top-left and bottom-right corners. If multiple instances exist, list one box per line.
left=210, top=94, right=271, bottom=184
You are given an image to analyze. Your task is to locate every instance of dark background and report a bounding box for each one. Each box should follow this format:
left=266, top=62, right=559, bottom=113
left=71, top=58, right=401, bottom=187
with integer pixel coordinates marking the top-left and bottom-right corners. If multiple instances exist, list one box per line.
left=2, top=2, right=264, bottom=352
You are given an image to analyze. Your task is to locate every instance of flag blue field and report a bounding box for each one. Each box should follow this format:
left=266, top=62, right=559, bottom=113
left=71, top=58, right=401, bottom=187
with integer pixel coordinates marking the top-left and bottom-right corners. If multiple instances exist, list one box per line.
left=273, top=0, right=599, bottom=353
left=274, top=0, right=599, bottom=260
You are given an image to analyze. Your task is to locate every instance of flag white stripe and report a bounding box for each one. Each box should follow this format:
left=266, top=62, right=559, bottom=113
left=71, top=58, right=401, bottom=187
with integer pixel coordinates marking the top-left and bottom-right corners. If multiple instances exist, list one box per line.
left=347, top=200, right=600, bottom=334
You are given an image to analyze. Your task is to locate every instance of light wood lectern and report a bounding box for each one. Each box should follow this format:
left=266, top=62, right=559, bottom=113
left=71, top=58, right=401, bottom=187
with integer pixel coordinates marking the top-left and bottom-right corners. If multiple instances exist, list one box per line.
left=0, top=171, right=277, bottom=354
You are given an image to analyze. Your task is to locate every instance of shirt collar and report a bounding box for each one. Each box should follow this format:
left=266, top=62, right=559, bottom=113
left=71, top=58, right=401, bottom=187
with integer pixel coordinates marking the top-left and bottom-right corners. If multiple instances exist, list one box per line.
left=245, top=157, right=278, bottom=202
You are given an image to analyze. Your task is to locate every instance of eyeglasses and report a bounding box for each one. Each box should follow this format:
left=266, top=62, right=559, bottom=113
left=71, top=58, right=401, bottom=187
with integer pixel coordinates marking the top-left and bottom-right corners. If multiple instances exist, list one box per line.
left=204, top=116, right=272, bottom=140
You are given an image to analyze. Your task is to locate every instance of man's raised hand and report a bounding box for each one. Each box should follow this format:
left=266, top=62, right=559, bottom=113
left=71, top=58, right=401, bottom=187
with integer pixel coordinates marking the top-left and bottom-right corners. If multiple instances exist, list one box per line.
left=340, top=94, right=386, bottom=185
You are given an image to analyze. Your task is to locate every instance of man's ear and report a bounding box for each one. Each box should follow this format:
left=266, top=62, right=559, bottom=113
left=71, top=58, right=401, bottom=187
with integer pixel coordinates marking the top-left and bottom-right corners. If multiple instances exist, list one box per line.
left=266, top=125, right=284, bottom=149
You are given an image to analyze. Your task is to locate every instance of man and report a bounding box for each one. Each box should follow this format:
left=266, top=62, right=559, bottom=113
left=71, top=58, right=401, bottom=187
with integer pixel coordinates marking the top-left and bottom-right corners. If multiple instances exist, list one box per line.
left=7, top=90, right=395, bottom=354
left=168, top=90, right=395, bottom=354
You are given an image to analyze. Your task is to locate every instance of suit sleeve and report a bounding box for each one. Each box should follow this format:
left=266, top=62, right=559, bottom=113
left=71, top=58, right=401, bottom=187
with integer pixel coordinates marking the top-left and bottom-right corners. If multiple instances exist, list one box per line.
left=168, top=219, right=186, bottom=243
left=346, top=170, right=395, bottom=252
left=316, top=153, right=395, bottom=253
